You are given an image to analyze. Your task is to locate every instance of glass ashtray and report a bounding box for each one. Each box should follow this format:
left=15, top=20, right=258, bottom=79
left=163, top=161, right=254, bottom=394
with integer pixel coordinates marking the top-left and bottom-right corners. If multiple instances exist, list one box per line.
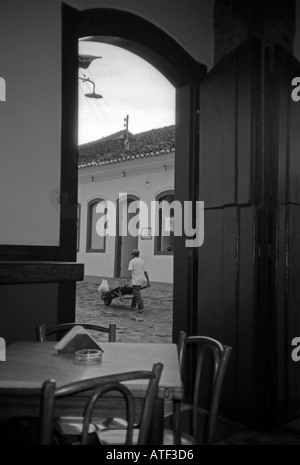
left=75, top=349, right=103, bottom=364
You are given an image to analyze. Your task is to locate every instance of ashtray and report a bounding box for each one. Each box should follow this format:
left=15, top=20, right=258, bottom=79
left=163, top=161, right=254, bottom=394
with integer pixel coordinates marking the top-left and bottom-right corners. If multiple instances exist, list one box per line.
left=75, top=349, right=103, bottom=364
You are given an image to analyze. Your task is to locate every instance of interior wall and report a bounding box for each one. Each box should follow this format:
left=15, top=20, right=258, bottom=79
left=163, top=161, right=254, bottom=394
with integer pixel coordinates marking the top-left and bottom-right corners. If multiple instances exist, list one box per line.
left=67, top=0, right=300, bottom=65
left=66, top=0, right=215, bottom=68
left=0, top=284, right=59, bottom=345
left=0, top=0, right=62, bottom=246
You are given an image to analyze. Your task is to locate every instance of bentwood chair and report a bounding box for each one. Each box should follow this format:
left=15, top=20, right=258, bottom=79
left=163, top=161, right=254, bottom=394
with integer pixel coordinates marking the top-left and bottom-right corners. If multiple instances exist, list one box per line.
left=36, top=322, right=116, bottom=343
left=164, top=332, right=232, bottom=445
left=40, top=363, right=163, bottom=445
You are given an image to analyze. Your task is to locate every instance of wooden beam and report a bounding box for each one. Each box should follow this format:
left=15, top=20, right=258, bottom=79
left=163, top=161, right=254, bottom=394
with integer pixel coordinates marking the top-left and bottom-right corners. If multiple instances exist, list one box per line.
left=0, top=262, right=84, bottom=284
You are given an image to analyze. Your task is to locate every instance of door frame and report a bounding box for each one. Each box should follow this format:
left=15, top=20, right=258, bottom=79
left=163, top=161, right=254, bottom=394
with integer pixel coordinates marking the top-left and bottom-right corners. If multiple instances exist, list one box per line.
left=63, top=4, right=207, bottom=342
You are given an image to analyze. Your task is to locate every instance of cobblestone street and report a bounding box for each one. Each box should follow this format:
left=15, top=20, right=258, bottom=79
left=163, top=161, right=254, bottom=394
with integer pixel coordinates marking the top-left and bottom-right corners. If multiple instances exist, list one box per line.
left=76, top=280, right=173, bottom=344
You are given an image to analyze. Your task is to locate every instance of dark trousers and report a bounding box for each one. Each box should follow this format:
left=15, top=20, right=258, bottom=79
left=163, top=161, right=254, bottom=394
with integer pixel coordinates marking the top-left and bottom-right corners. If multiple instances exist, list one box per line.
left=131, top=285, right=144, bottom=310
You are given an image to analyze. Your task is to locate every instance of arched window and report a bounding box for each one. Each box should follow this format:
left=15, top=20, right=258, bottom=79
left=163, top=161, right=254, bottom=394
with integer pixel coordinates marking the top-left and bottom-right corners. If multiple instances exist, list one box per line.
left=86, top=198, right=106, bottom=253
left=154, top=190, right=174, bottom=255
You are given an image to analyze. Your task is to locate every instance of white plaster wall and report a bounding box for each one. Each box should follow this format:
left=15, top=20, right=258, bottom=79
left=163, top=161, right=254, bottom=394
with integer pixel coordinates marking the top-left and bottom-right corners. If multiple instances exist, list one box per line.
left=0, top=0, right=61, bottom=245
left=77, top=164, right=174, bottom=283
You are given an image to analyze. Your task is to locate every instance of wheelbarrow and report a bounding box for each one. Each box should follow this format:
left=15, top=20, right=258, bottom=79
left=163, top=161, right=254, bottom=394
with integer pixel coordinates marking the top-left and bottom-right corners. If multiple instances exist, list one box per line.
left=101, top=284, right=148, bottom=306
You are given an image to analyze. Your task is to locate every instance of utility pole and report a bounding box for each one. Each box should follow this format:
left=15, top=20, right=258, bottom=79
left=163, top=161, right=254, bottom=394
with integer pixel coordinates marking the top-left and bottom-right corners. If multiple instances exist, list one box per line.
left=124, top=115, right=129, bottom=151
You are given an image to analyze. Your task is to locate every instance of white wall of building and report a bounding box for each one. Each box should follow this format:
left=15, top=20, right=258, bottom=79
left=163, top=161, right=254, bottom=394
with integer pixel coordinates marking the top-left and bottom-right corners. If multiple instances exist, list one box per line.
left=77, top=154, right=174, bottom=283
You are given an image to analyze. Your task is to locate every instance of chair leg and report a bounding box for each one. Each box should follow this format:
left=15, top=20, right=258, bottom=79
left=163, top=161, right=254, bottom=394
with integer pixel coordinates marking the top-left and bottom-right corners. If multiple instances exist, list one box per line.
left=148, top=398, right=164, bottom=445
left=36, top=324, right=46, bottom=342
left=172, top=400, right=181, bottom=434
left=108, top=324, right=117, bottom=342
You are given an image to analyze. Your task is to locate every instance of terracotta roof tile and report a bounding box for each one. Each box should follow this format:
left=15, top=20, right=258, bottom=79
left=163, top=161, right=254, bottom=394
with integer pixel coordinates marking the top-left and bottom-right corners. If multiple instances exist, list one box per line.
left=78, top=125, right=175, bottom=168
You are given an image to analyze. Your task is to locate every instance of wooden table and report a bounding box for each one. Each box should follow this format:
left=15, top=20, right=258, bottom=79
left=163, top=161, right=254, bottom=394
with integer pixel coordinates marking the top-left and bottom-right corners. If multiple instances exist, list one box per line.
left=0, top=341, right=183, bottom=444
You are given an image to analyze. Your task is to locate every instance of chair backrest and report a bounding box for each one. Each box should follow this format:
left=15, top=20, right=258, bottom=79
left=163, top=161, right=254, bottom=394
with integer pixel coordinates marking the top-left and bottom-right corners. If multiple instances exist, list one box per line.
left=36, top=322, right=116, bottom=343
left=39, top=362, right=163, bottom=445
left=180, top=332, right=232, bottom=445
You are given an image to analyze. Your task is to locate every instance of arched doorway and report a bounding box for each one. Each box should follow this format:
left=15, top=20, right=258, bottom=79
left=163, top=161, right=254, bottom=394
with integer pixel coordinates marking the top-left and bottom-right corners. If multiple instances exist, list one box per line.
left=62, top=4, right=207, bottom=343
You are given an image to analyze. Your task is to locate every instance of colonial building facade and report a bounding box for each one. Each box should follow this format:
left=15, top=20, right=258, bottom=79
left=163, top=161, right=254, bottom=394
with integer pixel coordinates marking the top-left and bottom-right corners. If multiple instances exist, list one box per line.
left=77, top=126, right=175, bottom=284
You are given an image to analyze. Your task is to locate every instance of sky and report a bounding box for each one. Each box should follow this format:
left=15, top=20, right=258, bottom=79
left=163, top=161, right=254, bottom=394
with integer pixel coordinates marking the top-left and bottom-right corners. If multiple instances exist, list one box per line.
left=78, top=41, right=176, bottom=145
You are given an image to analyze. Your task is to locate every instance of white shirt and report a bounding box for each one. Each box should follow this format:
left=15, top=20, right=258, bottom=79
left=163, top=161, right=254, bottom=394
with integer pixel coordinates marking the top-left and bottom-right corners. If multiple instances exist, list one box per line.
left=128, top=257, right=146, bottom=285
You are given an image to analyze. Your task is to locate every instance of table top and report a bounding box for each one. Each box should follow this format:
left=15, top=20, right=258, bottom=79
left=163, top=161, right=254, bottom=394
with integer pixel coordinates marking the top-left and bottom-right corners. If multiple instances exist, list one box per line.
left=0, top=341, right=183, bottom=400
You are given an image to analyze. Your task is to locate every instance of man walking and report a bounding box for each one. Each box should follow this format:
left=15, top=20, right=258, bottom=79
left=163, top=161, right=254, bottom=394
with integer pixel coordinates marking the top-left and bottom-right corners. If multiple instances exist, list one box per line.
left=128, top=249, right=150, bottom=313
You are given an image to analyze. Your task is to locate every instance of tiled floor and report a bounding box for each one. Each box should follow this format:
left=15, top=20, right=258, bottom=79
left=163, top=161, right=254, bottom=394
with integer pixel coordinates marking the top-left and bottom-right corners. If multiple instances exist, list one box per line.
left=76, top=280, right=300, bottom=445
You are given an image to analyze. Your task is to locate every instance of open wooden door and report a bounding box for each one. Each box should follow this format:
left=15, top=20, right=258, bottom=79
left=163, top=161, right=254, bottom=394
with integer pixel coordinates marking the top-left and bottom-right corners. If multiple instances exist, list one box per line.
left=195, top=39, right=261, bottom=426
left=271, top=45, right=300, bottom=423
left=194, top=38, right=300, bottom=427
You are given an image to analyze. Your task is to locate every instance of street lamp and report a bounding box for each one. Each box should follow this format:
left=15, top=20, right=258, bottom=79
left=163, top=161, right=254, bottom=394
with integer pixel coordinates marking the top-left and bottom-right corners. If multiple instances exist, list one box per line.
left=79, top=77, right=102, bottom=99
left=78, top=54, right=102, bottom=69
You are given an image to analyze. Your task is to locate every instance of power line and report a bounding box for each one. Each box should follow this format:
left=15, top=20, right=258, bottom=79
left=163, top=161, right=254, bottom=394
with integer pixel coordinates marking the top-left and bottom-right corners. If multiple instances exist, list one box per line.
left=78, top=45, right=130, bottom=138
left=81, top=68, right=123, bottom=127
left=79, top=83, right=106, bottom=126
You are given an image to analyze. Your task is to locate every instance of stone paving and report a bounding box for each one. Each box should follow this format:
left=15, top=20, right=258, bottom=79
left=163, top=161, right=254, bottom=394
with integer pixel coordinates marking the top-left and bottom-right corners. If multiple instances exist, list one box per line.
left=76, top=280, right=173, bottom=344
left=76, top=280, right=174, bottom=416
